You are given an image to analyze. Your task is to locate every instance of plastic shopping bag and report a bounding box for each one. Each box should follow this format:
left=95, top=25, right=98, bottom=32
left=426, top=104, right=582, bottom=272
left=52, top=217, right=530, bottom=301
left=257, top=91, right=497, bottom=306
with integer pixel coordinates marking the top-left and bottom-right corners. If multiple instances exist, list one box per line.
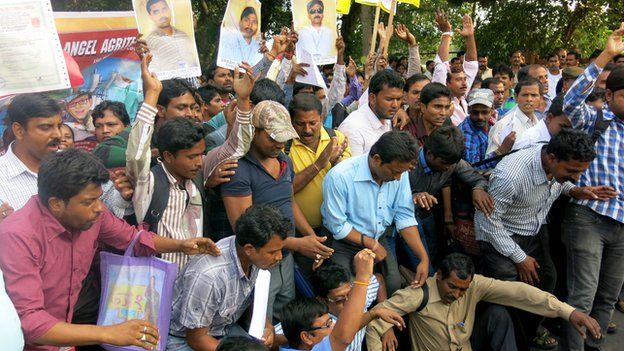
left=97, top=232, right=178, bottom=351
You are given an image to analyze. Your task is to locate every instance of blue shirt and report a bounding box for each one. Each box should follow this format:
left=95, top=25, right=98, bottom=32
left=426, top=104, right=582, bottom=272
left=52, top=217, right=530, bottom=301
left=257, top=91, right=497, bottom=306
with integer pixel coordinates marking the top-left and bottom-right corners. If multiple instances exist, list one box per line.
left=280, top=335, right=332, bottom=351
left=458, top=118, right=498, bottom=170
left=563, top=62, right=624, bottom=223
left=321, top=155, right=418, bottom=240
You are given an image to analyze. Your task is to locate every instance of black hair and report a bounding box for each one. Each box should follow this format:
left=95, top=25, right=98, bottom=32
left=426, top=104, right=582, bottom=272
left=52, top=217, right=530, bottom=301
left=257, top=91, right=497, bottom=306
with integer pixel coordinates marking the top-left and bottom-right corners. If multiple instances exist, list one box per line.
left=606, top=66, right=624, bottom=93
left=60, top=123, right=75, bottom=141
left=419, top=82, right=452, bottom=105
left=388, top=54, right=399, bottom=65
left=250, top=78, right=286, bottom=106
left=91, top=101, right=130, bottom=126
left=240, top=6, right=257, bottom=20
left=509, top=49, right=522, bottom=58
left=156, top=117, right=205, bottom=155
left=514, top=77, right=543, bottom=96
left=516, top=65, right=531, bottom=82
left=146, top=0, right=167, bottom=14
left=403, top=73, right=430, bottom=92
left=589, top=49, right=602, bottom=60
left=369, top=131, right=419, bottom=164
left=424, top=126, right=465, bottom=164
left=556, top=77, right=564, bottom=95
left=450, top=57, right=461, bottom=65
left=38, top=148, right=109, bottom=204
left=369, top=69, right=404, bottom=95
left=289, top=93, right=322, bottom=118
left=307, top=0, right=324, bottom=12
left=478, top=53, right=488, bottom=59
left=293, top=82, right=314, bottom=96
left=614, top=54, right=624, bottom=63
left=8, top=93, right=61, bottom=126
left=481, top=77, right=502, bottom=90
left=235, top=205, right=290, bottom=249
left=216, top=336, right=266, bottom=351
left=158, top=79, right=195, bottom=107
left=548, top=94, right=565, bottom=116
left=604, top=62, right=616, bottom=72
left=547, top=52, right=559, bottom=60
left=197, top=85, right=221, bottom=104
left=439, top=253, right=475, bottom=280
left=492, top=63, right=514, bottom=79
left=456, top=50, right=466, bottom=58
left=546, top=128, right=596, bottom=162
left=281, top=297, right=329, bottom=349
left=567, top=50, right=581, bottom=60
left=587, top=87, right=605, bottom=103
left=311, top=264, right=351, bottom=298
left=425, top=60, right=434, bottom=68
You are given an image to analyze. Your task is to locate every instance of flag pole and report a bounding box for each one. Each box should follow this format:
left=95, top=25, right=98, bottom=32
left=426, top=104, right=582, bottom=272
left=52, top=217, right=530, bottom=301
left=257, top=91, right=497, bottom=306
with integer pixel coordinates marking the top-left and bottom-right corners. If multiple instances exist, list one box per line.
left=370, top=5, right=381, bottom=53
left=383, top=0, right=397, bottom=56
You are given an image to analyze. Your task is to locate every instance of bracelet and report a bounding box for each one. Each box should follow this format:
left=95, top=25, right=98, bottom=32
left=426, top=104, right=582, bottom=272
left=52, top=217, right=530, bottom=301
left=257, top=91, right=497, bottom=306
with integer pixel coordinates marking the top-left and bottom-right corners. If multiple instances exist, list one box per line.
left=441, top=31, right=453, bottom=37
left=353, top=280, right=369, bottom=287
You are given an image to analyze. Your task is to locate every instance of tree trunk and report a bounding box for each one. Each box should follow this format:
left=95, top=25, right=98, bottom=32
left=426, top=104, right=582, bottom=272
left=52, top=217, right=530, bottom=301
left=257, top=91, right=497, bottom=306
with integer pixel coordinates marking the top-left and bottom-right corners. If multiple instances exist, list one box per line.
left=360, top=5, right=374, bottom=57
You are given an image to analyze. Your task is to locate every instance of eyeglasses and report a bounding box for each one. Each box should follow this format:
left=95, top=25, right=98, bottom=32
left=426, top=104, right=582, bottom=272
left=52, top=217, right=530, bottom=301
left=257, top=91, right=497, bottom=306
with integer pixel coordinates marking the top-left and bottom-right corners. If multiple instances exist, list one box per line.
left=68, top=97, right=90, bottom=108
left=306, top=317, right=334, bottom=332
left=308, top=8, right=324, bottom=14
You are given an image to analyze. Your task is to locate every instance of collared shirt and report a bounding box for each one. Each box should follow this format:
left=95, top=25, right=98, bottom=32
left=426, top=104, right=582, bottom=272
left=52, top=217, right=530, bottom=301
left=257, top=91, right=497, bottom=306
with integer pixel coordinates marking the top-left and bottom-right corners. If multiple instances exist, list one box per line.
left=547, top=71, right=562, bottom=100
left=458, top=117, right=498, bottom=170
left=474, top=146, right=574, bottom=263
left=0, top=142, right=38, bottom=209
left=297, top=26, right=335, bottom=64
left=291, top=128, right=352, bottom=228
left=169, top=236, right=258, bottom=338
left=219, top=29, right=264, bottom=68
left=145, top=27, right=198, bottom=77
left=275, top=276, right=379, bottom=351
left=403, top=114, right=453, bottom=147
left=486, top=105, right=539, bottom=155
left=0, top=269, right=24, bottom=351
left=431, top=54, right=479, bottom=125
left=497, top=93, right=516, bottom=117
left=563, top=62, right=624, bottom=223
left=0, top=196, right=156, bottom=350
left=337, top=103, right=392, bottom=156
left=512, top=119, right=551, bottom=150
left=321, top=155, right=417, bottom=240
left=281, top=335, right=332, bottom=351
left=366, top=274, right=575, bottom=351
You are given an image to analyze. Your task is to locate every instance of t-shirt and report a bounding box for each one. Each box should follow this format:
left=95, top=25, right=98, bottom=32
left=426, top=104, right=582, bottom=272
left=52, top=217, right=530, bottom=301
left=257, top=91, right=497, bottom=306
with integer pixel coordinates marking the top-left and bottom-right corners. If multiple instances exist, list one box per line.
left=547, top=71, right=562, bottom=100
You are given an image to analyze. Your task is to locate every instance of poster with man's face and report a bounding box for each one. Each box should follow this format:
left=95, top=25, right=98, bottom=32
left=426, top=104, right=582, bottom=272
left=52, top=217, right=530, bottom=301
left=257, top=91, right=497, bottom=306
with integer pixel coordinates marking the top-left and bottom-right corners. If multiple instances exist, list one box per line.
left=217, top=0, right=263, bottom=70
left=132, top=0, right=201, bottom=80
left=291, top=0, right=337, bottom=65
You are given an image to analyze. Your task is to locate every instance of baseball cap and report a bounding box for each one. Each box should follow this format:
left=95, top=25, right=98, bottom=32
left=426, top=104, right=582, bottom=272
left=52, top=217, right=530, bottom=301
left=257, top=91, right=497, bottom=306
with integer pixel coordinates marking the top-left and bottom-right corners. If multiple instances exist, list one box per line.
left=562, top=66, right=584, bottom=79
left=252, top=101, right=299, bottom=143
left=468, top=89, right=494, bottom=108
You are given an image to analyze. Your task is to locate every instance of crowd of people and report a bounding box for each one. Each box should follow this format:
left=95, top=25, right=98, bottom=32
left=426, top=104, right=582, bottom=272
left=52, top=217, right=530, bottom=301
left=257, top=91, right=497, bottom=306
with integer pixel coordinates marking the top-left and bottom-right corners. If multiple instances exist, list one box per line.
left=0, top=5, right=623, bottom=351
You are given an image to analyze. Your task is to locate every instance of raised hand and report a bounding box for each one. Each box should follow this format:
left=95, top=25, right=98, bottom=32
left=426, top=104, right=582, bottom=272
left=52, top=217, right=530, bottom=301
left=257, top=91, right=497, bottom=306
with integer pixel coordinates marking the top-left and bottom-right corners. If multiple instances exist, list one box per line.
left=458, top=14, right=474, bottom=37
left=286, top=63, right=310, bottom=84
left=395, top=23, right=417, bottom=46
left=141, top=53, right=162, bottom=106
left=233, top=62, right=256, bottom=101
left=435, top=9, right=451, bottom=33
left=346, top=56, right=357, bottom=79
left=134, top=33, right=149, bottom=59
left=605, top=22, right=624, bottom=56
left=336, top=35, right=346, bottom=65
left=112, top=169, right=134, bottom=201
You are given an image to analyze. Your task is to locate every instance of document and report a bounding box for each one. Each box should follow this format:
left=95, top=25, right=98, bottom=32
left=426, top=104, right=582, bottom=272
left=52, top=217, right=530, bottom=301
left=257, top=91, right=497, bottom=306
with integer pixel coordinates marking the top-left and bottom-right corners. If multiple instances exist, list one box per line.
left=296, top=48, right=328, bottom=90
left=248, top=269, right=271, bottom=340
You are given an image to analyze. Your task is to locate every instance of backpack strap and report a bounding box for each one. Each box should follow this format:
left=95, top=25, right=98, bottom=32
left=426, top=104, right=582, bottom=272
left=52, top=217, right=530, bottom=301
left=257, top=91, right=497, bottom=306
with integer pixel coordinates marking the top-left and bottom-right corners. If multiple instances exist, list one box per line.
left=591, top=108, right=611, bottom=144
left=416, top=282, right=429, bottom=312
left=143, top=164, right=171, bottom=233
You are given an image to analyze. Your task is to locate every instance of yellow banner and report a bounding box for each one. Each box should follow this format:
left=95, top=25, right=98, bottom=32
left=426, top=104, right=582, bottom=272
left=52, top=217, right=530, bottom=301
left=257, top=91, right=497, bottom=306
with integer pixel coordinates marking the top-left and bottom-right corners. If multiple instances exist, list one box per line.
left=354, top=0, right=379, bottom=6
left=337, top=0, right=352, bottom=14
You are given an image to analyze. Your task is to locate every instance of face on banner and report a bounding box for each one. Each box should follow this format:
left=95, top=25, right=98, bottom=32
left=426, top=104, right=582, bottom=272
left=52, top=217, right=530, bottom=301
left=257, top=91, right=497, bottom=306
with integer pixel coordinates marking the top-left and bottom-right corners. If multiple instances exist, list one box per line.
left=291, top=0, right=338, bottom=65
left=132, top=0, right=201, bottom=80
left=217, top=0, right=263, bottom=70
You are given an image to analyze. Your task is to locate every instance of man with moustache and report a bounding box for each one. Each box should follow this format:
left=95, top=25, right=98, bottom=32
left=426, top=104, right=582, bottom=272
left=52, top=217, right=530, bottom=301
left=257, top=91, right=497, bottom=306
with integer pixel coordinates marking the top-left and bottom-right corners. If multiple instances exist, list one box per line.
left=145, top=0, right=197, bottom=73
left=297, top=0, right=335, bottom=61
left=546, top=53, right=562, bottom=99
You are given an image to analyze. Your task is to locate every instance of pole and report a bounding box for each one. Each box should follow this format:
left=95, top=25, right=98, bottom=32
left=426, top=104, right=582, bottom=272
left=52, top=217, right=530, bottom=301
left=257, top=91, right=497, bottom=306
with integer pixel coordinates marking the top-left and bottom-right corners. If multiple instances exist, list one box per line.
left=383, top=0, right=397, bottom=56
left=370, top=6, right=381, bottom=54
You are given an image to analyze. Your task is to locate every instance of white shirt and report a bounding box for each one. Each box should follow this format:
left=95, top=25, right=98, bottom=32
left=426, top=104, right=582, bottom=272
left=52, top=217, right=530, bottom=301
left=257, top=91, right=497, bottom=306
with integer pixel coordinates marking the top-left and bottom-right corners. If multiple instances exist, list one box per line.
left=0, top=269, right=23, bottom=351
left=432, top=54, right=479, bottom=126
left=337, top=102, right=392, bottom=156
left=513, top=119, right=551, bottom=150
left=0, top=143, right=38, bottom=210
left=297, top=25, right=335, bottom=64
left=547, top=71, right=562, bottom=99
left=486, top=106, right=539, bottom=155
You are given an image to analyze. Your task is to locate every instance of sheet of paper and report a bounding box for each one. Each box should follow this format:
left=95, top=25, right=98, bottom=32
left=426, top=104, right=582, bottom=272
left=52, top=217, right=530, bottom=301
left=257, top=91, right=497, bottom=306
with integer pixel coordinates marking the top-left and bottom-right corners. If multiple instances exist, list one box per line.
left=0, top=0, right=70, bottom=95
left=498, top=121, right=514, bottom=143
left=216, top=0, right=264, bottom=70
left=295, top=48, right=327, bottom=90
left=248, top=269, right=271, bottom=339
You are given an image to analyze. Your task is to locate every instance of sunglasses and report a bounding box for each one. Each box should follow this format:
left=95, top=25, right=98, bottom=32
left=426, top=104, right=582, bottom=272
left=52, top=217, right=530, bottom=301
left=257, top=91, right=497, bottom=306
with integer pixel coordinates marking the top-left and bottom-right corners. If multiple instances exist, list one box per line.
left=308, top=8, right=324, bottom=14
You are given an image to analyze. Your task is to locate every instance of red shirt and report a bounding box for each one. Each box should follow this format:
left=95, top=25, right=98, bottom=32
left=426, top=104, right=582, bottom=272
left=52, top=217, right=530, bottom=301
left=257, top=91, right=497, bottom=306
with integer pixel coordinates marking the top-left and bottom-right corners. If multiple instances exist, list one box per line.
left=0, top=196, right=156, bottom=351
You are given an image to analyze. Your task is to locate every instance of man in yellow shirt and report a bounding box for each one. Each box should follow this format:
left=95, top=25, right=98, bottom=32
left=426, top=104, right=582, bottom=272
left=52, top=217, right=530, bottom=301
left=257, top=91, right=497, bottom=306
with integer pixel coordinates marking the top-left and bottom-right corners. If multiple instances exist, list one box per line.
left=287, top=93, right=350, bottom=278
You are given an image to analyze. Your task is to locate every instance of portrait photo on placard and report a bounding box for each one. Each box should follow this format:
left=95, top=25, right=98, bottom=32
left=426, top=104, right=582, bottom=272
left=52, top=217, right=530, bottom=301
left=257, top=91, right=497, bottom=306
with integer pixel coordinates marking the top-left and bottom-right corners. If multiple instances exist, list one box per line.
left=217, top=0, right=263, bottom=70
left=291, top=0, right=338, bottom=65
left=132, top=0, right=201, bottom=80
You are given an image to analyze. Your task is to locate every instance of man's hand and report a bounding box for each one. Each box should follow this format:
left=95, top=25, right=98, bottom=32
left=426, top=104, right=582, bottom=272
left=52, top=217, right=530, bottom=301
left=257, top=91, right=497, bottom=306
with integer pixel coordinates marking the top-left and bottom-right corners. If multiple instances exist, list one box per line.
left=205, top=160, right=238, bottom=189
left=392, top=108, right=409, bottom=130
left=515, top=255, right=540, bottom=285
left=0, top=202, right=14, bottom=224
left=261, top=324, right=275, bottom=347
left=346, top=56, right=358, bottom=79
left=112, top=170, right=134, bottom=201
left=413, top=192, right=438, bottom=211
left=102, top=320, right=159, bottom=350
left=233, top=62, right=257, bottom=101
left=458, top=14, right=474, bottom=37
left=353, top=248, right=376, bottom=281
left=370, top=240, right=388, bottom=262
left=472, top=188, right=494, bottom=216
left=295, top=235, right=334, bottom=260
left=330, top=138, right=349, bottom=166
left=395, top=23, right=417, bottom=47
left=179, top=237, right=221, bottom=256
left=412, top=261, right=429, bottom=288
left=498, top=131, right=516, bottom=154
left=604, top=22, right=624, bottom=56
left=286, top=63, right=310, bottom=84
left=376, top=54, right=389, bottom=70
left=569, top=310, right=602, bottom=340
left=223, top=99, right=238, bottom=126
left=381, top=329, right=399, bottom=351
left=377, top=22, right=388, bottom=43
left=336, top=35, right=346, bottom=65
left=134, top=33, right=149, bottom=59
left=373, top=308, right=406, bottom=330
left=569, top=186, right=618, bottom=201
left=435, top=9, right=452, bottom=33
left=315, top=137, right=340, bottom=170
left=269, top=30, right=289, bottom=59
left=140, top=53, right=162, bottom=105
left=365, top=52, right=377, bottom=79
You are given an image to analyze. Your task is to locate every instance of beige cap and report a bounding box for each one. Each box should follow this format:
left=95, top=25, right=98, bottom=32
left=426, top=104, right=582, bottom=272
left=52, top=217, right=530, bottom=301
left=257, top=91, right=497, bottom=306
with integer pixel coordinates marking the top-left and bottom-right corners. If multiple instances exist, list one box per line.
left=252, top=101, right=299, bottom=143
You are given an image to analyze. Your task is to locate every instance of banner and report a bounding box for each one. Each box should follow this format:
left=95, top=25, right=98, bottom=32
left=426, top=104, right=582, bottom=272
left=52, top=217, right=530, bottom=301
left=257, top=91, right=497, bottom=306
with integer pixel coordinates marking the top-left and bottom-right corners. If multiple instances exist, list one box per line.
left=337, top=0, right=352, bottom=15
left=217, top=0, right=263, bottom=70
left=292, top=0, right=338, bottom=65
left=132, top=0, right=201, bottom=80
left=0, top=0, right=70, bottom=96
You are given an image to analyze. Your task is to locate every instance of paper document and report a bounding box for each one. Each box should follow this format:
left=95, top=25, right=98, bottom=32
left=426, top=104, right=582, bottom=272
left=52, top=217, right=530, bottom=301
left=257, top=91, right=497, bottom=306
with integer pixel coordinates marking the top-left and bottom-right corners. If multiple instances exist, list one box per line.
left=296, top=48, right=328, bottom=90
left=248, top=269, right=271, bottom=339
left=498, top=122, right=514, bottom=143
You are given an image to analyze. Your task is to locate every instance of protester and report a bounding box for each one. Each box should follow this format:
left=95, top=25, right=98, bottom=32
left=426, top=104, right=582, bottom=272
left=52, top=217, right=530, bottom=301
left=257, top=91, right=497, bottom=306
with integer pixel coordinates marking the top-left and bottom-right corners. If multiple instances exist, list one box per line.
left=91, top=101, right=131, bottom=143
left=512, top=94, right=572, bottom=149
left=408, top=82, right=453, bottom=146
left=59, top=124, right=75, bottom=150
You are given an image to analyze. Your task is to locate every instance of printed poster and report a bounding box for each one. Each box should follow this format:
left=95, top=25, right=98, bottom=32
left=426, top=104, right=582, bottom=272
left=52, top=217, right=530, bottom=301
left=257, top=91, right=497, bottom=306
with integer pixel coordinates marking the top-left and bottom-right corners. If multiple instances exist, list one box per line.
left=291, top=0, right=338, bottom=65
left=217, top=0, right=263, bottom=70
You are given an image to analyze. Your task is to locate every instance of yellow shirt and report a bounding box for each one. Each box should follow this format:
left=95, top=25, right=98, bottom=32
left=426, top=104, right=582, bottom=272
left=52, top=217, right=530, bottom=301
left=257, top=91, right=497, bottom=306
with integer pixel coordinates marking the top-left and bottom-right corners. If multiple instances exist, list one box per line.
left=366, top=274, right=575, bottom=351
left=291, top=128, right=351, bottom=228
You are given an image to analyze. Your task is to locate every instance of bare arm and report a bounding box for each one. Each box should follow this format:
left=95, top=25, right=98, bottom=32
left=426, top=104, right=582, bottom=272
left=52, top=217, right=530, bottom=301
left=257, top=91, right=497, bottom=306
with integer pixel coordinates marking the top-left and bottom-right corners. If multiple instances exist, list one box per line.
left=187, top=327, right=220, bottom=351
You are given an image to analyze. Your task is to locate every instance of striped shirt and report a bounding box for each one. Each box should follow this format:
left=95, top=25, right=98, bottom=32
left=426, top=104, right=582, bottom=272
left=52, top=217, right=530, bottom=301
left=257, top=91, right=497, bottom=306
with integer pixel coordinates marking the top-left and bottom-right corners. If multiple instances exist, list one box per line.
left=169, top=236, right=259, bottom=337
left=145, top=27, right=198, bottom=80
left=0, top=143, right=38, bottom=210
left=563, top=62, right=624, bottom=223
left=475, top=146, right=574, bottom=263
left=274, top=275, right=380, bottom=351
